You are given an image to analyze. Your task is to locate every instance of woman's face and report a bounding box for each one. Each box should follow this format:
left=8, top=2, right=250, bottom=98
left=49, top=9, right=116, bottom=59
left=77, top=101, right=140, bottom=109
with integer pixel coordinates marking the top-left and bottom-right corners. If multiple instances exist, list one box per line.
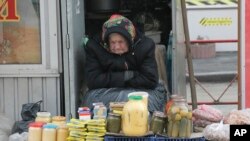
left=108, top=33, right=129, bottom=55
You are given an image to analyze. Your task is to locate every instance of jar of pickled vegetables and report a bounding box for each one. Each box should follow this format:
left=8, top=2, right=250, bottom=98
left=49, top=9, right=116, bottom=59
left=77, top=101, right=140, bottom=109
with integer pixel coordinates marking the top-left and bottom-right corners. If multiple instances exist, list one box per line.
left=167, top=98, right=192, bottom=138
left=150, top=111, right=166, bottom=134
left=165, top=94, right=183, bottom=114
left=122, top=95, right=148, bottom=136
left=107, top=113, right=121, bottom=133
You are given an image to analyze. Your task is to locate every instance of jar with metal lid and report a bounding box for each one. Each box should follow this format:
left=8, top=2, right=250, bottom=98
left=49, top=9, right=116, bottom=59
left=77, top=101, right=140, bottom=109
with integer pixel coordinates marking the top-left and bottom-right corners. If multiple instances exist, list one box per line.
left=57, top=125, right=69, bottom=141
left=35, top=112, right=51, bottom=123
left=150, top=111, right=166, bottom=134
left=165, top=94, right=184, bottom=114
left=167, top=98, right=192, bottom=138
left=42, top=124, right=58, bottom=141
left=106, top=113, right=121, bottom=133
left=28, top=122, right=45, bottom=141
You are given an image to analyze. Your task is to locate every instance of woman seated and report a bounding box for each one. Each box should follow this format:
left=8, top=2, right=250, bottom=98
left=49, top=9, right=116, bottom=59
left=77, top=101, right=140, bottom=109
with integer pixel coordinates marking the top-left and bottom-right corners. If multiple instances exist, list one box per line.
left=82, top=14, right=167, bottom=113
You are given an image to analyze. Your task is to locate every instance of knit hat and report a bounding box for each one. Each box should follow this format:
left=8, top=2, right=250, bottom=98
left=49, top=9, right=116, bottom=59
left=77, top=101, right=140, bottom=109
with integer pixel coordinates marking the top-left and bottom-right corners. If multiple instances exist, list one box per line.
left=102, top=14, right=136, bottom=47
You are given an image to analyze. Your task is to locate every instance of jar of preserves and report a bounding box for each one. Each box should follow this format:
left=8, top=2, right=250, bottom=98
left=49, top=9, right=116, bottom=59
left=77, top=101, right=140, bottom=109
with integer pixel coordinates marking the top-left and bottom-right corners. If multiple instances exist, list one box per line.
left=106, top=113, right=121, bottom=133
left=28, top=122, right=45, bottom=141
left=122, top=95, right=148, bottom=136
left=35, top=112, right=51, bottom=123
left=42, top=124, right=57, bottom=141
left=150, top=111, right=166, bottom=134
left=52, top=116, right=66, bottom=126
left=167, top=98, right=192, bottom=138
left=165, top=94, right=183, bottom=114
left=57, top=125, right=69, bottom=141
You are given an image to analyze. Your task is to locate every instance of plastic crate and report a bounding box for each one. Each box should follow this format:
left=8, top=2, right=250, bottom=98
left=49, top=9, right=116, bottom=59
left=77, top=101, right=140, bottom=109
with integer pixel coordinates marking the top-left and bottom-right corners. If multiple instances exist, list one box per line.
left=154, top=137, right=205, bottom=141
left=105, top=136, right=155, bottom=141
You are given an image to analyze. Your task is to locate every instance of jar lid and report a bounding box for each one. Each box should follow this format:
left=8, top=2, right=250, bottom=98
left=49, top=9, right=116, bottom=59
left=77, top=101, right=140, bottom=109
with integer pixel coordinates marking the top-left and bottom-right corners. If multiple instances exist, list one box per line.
left=153, top=111, right=166, bottom=118
left=108, top=113, right=121, bottom=117
left=43, top=123, right=58, bottom=129
left=37, top=112, right=51, bottom=117
left=52, top=116, right=66, bottom=121
left=128, top=95, right=142, bottom=100
left=173, top=98, right=187, bottom=102
left=170, top=94, right=184, bottom=99
left=29, top=122, right=45, bottom=128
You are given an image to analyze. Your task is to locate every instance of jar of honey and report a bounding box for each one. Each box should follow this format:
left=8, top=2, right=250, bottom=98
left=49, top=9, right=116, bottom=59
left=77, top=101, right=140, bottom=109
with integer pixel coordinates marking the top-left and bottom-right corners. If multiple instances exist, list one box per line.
left=42, top=124, right=57, bottom=141
left=28, top=122, right=45, bottom=141
left=57, top=125, right=69, bottom=141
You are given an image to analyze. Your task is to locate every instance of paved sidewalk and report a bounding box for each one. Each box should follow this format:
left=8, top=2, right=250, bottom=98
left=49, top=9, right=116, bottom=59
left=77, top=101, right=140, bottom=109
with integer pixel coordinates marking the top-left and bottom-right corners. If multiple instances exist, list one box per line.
left=188, top=51, right=237, bottom=82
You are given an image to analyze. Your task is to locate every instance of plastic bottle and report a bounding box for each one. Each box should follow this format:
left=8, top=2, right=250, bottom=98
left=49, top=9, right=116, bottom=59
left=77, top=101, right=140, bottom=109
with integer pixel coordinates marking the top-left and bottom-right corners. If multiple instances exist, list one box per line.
left=127, top=91, right=149, bottom=107
left=122, top=95, right=148, bottom=136
left=28, top=122, right=45, bottom=141
left=42, top=124, right=57, bottom=141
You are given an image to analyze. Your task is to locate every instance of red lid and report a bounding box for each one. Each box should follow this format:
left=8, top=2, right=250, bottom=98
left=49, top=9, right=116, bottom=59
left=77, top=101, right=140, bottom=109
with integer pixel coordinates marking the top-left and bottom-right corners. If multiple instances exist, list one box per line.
left=29, top=122, right=45, bottom=128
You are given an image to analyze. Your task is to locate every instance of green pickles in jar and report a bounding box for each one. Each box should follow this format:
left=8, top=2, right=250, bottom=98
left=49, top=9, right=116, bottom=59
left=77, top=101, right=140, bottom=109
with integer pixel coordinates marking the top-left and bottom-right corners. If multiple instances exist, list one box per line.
left=106, top=113, right=121, bottom=133
left=150, top=111, right=166, bottom=134
left=167, top=98, right=192, bottom=138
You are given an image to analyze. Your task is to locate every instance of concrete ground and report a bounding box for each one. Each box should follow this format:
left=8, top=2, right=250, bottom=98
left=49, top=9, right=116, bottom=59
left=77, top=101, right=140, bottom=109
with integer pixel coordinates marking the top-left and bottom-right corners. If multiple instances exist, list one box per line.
left=185, top=51, right=238, bottom=115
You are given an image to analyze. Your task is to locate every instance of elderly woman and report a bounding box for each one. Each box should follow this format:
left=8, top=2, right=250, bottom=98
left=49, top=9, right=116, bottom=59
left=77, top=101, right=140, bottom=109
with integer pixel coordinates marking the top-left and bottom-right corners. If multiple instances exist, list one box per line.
left=82, top=14, right=167, bottom=113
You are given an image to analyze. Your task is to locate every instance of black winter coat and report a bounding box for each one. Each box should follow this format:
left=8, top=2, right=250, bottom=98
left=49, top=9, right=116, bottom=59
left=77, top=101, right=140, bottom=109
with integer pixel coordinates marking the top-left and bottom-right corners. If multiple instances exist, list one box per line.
left=85, top=33, right=159, bottom=90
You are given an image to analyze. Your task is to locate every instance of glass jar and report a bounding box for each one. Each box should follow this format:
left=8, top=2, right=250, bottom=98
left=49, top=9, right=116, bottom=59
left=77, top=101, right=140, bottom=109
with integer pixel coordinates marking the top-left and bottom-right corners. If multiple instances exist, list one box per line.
left=52, top=116, right=66, bottom=126
left=42, top=124, right=57, bottom=141
left=150, top=111, right=166, bottom=134
left=28, top=122, right=45, bottom=141
left=106, top=113, right=121, bottom=133
left=165, top=94, right=183, bottom=114
left=122, top=95, right=148, bottom=136
left=35, top=112, right=51, bottom=123
left=57, top=125, right=69, bottom=141
left=167, top=98, right=192, bottom=138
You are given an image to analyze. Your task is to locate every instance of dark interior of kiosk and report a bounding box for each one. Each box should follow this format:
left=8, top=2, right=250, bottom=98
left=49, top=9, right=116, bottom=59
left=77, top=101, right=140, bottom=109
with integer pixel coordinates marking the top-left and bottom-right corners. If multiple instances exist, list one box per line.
left=85, top=0, right=172, bottom=45
left=84, top=0, right=173, bottom=91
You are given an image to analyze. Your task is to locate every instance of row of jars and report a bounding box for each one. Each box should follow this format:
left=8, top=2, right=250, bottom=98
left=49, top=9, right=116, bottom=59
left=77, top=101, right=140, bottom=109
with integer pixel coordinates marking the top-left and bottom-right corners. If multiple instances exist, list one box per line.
left=28, top=122, right=69, bottom=141
left=106, top=94, right=193, bottom=138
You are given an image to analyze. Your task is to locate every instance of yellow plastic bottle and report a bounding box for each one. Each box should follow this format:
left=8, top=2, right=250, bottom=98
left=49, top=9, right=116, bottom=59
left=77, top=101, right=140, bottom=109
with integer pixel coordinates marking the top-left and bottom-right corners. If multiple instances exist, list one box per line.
left=122, top=95, right=148, bottom=136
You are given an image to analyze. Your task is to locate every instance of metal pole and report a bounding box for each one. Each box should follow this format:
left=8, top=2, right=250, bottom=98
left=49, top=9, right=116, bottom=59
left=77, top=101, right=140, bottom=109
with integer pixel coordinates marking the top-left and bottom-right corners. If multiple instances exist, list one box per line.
left=237, top=0, right=242, bottom=109
left=180, top=0, right=197, bottom=109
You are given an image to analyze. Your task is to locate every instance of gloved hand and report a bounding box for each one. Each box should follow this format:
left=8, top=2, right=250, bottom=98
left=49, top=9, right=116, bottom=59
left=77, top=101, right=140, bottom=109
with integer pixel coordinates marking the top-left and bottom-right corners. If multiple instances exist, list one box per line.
left=124, top=71, right=134, bottom=81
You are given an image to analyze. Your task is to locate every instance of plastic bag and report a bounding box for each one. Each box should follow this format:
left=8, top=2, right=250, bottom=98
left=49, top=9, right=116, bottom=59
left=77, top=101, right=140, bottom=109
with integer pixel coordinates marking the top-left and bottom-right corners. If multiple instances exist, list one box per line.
left=193, top=105, right=223, bottom=122
left=0, top=130, right=9, bottom=141
left=203, top=121, right=229, bottom=141
left=11, top=120, right=33, bottom=134
left=9, top=132, right=28, bottom=141
left=224, top=109, right=250, bottom=125
left=21, top=100, right=42, bottom=121
left=0, top=113, right=14, bottom=135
